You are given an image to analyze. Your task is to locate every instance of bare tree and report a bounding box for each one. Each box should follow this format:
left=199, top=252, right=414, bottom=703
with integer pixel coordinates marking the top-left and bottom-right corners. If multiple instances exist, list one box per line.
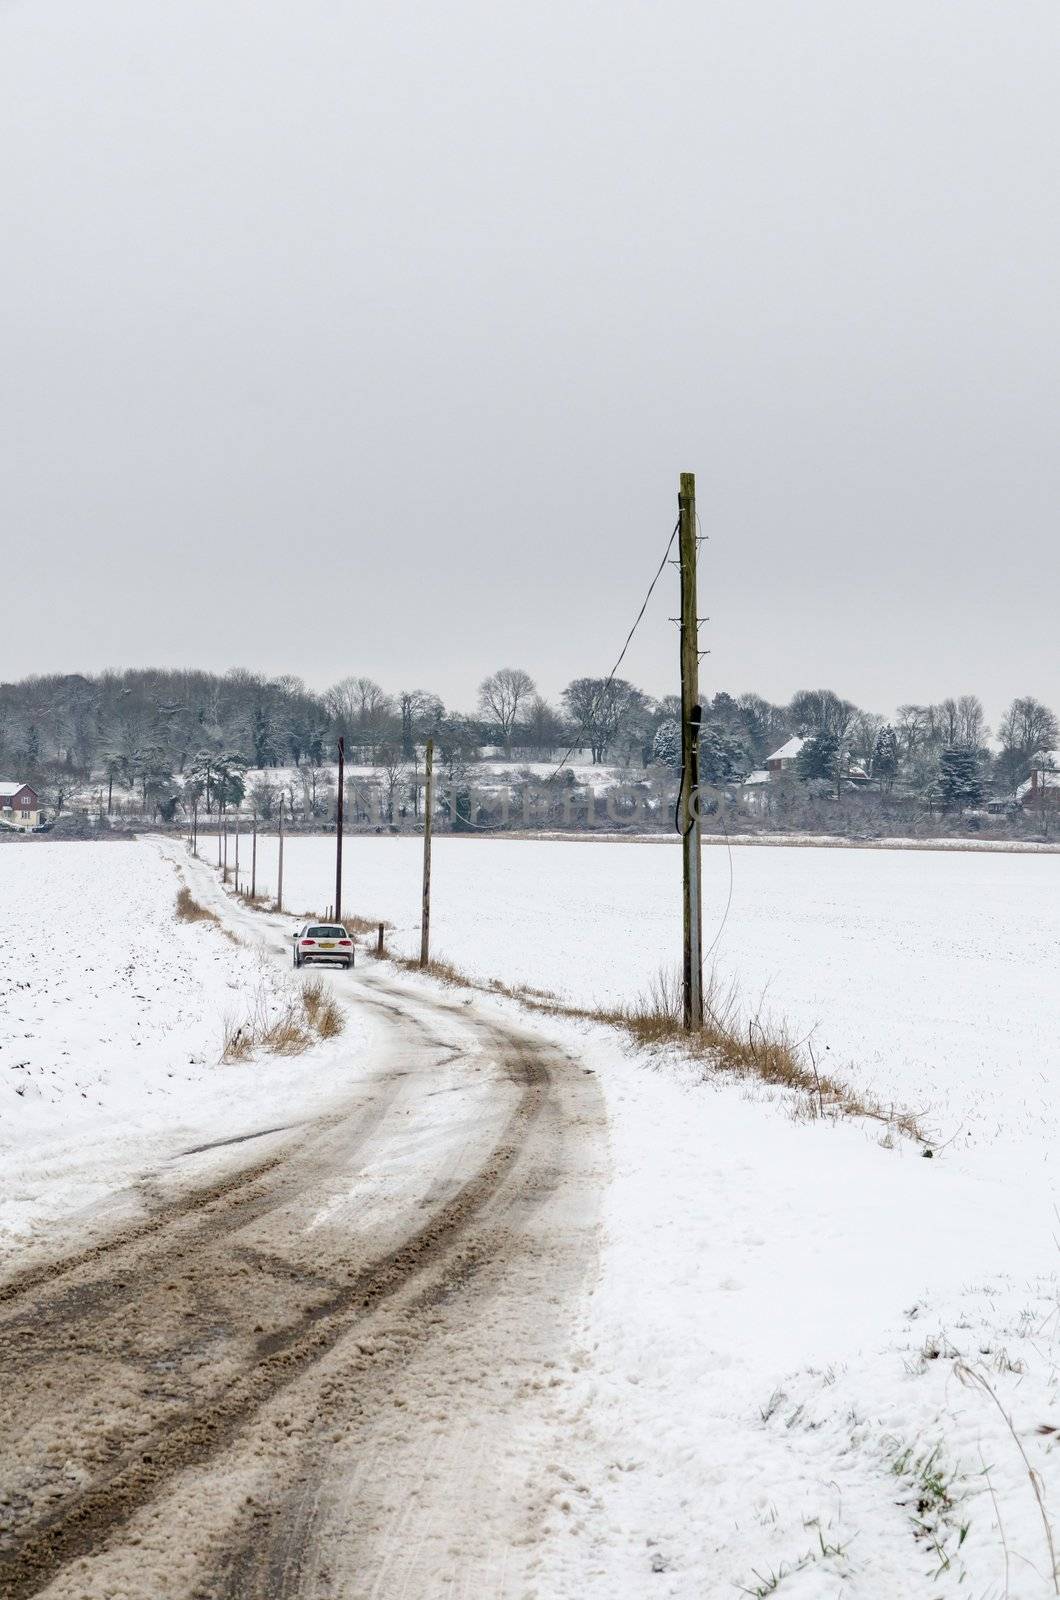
left=524, top=694, right=565, bottom=758
left=956, top=694, right=988, bottom=750
left=377, top=745, right=410, bottom=825
left=788, top=688, right=858, bottom=742
left=895, top=704, right=932, bottom=773
left=478, top=667, right=535, bottom=756
left=849, top=711, right=884, bottom=771
left=325, top=676, right=395, bottom=758
left=997, top=695, right=1059, bottom=788
left=561, top=677, right=643, bottom=764
left=999, top=696, right=1058, bottom=759
left=398, top=689, right=444, bottom=761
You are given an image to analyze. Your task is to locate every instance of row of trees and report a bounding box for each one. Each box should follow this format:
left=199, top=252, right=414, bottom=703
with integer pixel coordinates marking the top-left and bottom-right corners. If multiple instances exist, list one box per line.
left=0, top=667, right=1056, bottom=820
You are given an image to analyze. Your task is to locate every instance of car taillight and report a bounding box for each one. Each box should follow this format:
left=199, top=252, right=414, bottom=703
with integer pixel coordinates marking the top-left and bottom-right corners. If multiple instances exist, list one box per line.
left=302, top=939, right=315, bottom=946
left=338, top=939, right=351, bottom=946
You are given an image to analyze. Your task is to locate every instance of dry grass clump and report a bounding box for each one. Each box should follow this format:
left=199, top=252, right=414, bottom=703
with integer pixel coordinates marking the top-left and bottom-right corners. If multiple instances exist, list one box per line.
left=175, top=885, right=219, bottom=924
left=392, top=956, right=561, bottom=1001
left=390, top=950, right=925, bottom=1144
left=301, top=978, right=326, bottom=1027
left=222, top=979, right=345, bottom=1062
left=222, top=995, right=312, bottom=1062
left=300, top=978, right=345, bottom=1038
left=261, top=1006, right=314, bottom=1055
left=314, top=993, right=345, bottom=1038
left=236, top=886, right=269, bottom=908
left=608, top=967, right=923, bottom=1140
left=344, top=913, right=391, bottom=937
left=220, top=1019, right=255, bottom=1062
left=393, top=954, right=464, bottom=984
left=306, top=910, right=391, bottom=938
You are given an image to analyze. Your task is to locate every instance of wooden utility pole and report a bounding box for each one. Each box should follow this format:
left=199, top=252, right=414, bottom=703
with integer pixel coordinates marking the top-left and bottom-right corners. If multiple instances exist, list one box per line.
left=277, top=795, right=285, bottom=913
left=192, top=800, right=198, bottom=856
left=234, top=811, right=240, bottom=893
left=251, top=813, right=257, bottom=899
left=420, top=738, right=434, bottom=967
left=335, top=737, right=345, bottom=922
left=678, top=470, right=703, bottom=1030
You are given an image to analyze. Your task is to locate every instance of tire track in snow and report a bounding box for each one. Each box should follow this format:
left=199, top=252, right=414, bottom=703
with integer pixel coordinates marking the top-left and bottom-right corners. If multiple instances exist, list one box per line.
left=0, top=998, right=560, bottom=1600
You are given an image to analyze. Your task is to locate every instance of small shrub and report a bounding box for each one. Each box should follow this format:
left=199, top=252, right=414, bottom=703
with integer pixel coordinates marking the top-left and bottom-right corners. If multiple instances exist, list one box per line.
left=260, top=1006, right=312, bottom=1056
left=300, top=979, right=345, bottom=1038
left=301, top=978, right=326, bottom=1027
left=314, top=992, right=344, bottom=1038
left=175, top=886, right=219, bottom=924
left=220, top=985, right=310, bottom=1062
left=308, top=910, right=390, bottom=938
left=221, top=1016, right=254, bottom=1062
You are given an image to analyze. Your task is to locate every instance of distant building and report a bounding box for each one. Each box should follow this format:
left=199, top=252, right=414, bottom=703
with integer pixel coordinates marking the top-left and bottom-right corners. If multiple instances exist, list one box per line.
left=1017, top=760, right=1060, bottom=812
left=755, top=737, right=869, bottom=794
left=740, top=769, right=772, bottom=811
left=0, top=782, right=40, bottom=831
left=764, top=737, right=806, bottom=775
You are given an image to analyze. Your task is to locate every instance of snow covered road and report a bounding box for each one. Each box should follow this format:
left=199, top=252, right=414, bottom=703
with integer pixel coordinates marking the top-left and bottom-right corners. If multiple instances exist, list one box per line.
left=0, top=963, right=605, bottom=1599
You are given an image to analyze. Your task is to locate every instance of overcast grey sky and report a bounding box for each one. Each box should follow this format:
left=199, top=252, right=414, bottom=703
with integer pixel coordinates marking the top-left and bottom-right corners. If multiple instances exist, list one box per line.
left=2, top=1, right=1057, bottom=722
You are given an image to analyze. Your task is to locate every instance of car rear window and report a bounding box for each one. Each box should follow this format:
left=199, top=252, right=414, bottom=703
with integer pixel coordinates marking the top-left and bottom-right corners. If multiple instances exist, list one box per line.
left=307, top=925, right=345, bottom=938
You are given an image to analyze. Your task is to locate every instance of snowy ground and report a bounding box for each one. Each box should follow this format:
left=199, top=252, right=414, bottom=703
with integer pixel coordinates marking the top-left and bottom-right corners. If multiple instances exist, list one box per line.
left=215, top=831, right=1060, bottom=1178
left=0, top=840, right=363, bottom=1264
left=531, top=1011, right=1060, bottom=1598
left=4, top=836, right=1060, bottom=1594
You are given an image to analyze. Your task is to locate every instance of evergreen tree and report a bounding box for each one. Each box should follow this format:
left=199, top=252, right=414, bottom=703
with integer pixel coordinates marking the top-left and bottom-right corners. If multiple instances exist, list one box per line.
left=935, top=747, right=983, bottom=812
left=698, top=725, right=750, bottom=783
left=651, top=719, right=680, bottom=770
left=872, top=724, right=900, bottom=791
left=796, top=731, right=839, bottom=783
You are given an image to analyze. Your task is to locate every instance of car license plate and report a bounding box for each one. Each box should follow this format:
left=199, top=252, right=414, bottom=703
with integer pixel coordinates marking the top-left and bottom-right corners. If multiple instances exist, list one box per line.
left=320, top=942, right=335, bottom=949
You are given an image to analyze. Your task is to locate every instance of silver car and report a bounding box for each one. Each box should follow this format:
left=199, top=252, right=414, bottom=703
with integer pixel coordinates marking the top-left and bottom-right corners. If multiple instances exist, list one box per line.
left=292, top=923, right=355, bottom=969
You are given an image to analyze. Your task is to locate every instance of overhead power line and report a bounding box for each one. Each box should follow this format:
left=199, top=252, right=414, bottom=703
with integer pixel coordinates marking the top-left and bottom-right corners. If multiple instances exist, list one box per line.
left=545, top=518, right=680, bottom=785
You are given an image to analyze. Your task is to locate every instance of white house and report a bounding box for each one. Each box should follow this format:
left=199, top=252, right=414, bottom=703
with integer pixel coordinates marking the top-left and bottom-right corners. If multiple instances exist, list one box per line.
left=0, top=781, right=40, bottom=831
left=764, top=737, right=806, bottom=775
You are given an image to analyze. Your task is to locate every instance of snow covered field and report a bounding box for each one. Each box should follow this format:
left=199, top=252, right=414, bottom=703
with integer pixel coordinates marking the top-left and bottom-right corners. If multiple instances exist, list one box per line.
left=531, top=1013, right=1060, bottom=1597
left=223, top=831, right=1060, bottom=1176
left=5, top=836, right=1060, bottom=1594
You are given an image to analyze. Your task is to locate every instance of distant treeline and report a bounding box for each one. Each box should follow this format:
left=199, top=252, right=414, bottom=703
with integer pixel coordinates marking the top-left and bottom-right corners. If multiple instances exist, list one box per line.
left=0, top=667, right=1056, bottom=819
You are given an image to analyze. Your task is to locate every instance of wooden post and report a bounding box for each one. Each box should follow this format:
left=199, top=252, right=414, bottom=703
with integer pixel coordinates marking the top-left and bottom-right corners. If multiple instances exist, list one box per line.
left=223, top=811, right=228, bottom=879
left=420, top=737, right=434, bottom=966
left=234, top=811, right=240, bottom=893
left=277, top=795, right=285, bottom=913
left=251, top=813, right=257, bottom=899
left=335, top=736, right=345, bottom=922
left=192, top=800, right=198, bottom=856
left=217, top=807, right=222, bottom=869
left=377, top=922, right=384, bottom=957
left=678, top=471, right=703, bottom=1031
